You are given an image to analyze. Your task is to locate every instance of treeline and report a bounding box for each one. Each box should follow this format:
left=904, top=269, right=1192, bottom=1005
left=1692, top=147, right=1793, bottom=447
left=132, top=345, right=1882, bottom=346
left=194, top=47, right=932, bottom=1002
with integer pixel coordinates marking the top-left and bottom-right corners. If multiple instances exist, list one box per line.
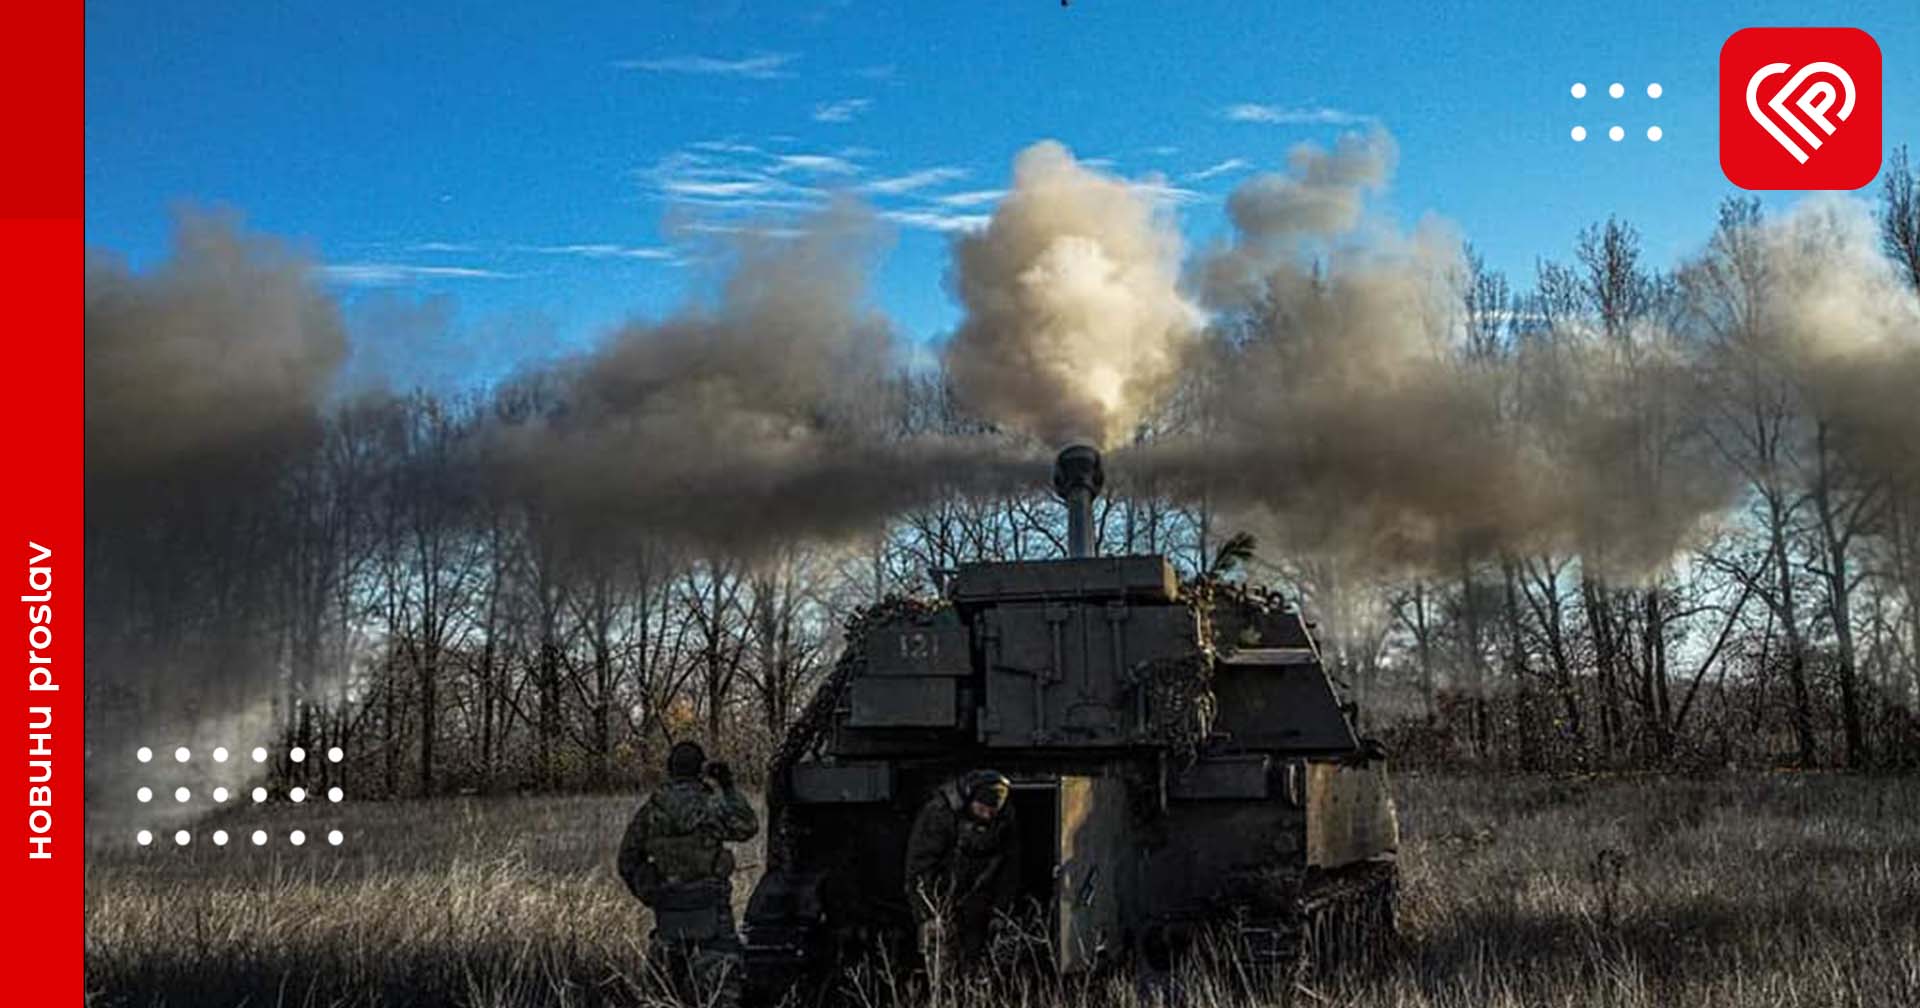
left=85, top=160, right=1920, bottom=797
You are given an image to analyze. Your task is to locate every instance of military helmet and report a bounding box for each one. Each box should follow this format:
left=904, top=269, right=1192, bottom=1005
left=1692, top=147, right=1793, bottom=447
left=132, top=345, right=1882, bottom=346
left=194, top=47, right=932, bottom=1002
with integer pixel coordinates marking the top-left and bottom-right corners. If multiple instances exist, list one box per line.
left=963, top=769, right=1012, bottom=811
left=666, top=740, right=706, bottom=780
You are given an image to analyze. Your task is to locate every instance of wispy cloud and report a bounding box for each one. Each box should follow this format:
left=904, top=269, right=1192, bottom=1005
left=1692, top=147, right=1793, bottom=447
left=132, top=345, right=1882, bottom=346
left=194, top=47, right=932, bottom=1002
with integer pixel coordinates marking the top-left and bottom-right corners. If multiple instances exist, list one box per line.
left=322, top=264, right=516, bottom=286
left=883, top=209, right=990, bottom=234
left=773, top=153, right=861, bottom=175
left=865, top=167, right=966, bottom=195
left=639, top=146, right=826, bottom=213
left=672, top=221, right=804, bottom=239
left=641, top=142, right=983, bottom=234
left=1129, top=180, right=1203, bottom=206
left=934, top=189, right=1006, bottom=208
left=517, top=243, right=677, bottom=262
left=663, top=179, right=778, bottom=199
left=1185, top=157, right=1250, bottom=182
left=1221, top=103, right=1367, bottom=125
left=853, top=64, right=897, bottom=81
left=689, top=139, right=765, bottom=155
left=406, top=241, right=480, bottom=253
left=615, top=52, right=797, bottom=79
left=812, top=97, right=873, bottom=123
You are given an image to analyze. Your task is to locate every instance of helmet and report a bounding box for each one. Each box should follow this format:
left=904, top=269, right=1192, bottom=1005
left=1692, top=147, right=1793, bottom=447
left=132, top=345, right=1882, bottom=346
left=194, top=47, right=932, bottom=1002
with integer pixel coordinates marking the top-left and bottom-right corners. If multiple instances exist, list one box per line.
left=666, top=740, right=706, bottom=780
left=963, top=769, right=1012, bottom=811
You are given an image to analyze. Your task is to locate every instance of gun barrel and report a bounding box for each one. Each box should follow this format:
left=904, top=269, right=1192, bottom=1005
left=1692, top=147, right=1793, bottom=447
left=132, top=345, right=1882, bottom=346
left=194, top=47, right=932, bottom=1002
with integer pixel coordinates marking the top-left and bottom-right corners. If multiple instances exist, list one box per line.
left=1051, top=445, right=1105, bottom=559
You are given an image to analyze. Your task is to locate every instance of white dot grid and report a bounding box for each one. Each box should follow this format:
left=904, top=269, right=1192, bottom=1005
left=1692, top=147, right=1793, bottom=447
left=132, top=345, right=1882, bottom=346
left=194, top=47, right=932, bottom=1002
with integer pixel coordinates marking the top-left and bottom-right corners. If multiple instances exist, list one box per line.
left=132, top=827, right=336, bottom=848
left=1569, top=81, right=1661, bottom=141
left=137, top=744, right=342, bottom=766
left=132, top=745, right=349, bottom=850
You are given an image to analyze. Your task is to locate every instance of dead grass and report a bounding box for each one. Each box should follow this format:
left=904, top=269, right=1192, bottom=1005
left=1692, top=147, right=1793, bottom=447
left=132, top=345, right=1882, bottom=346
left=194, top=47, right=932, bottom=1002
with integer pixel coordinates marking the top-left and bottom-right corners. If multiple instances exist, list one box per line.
left=85, top=773, right=1920, bottom=1007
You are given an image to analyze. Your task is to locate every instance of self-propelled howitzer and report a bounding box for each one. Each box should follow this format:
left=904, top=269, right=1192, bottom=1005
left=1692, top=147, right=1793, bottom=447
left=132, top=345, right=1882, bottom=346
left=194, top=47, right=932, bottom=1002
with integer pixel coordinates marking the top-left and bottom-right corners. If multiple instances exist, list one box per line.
left=743, top=445, right=1398, bottom=991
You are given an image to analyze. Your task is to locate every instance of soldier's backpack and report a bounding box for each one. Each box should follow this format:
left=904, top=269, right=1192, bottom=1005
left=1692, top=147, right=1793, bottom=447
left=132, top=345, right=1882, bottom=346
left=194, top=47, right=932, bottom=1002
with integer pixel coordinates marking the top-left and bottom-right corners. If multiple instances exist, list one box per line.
left=636, top=784, right=735, bottom=904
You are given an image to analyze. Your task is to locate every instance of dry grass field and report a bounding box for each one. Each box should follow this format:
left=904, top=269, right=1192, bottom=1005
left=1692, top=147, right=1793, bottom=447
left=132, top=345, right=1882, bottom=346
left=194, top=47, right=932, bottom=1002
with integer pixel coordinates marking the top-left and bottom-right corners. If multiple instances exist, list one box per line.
left=85, top=772, right=1920, bottom=1007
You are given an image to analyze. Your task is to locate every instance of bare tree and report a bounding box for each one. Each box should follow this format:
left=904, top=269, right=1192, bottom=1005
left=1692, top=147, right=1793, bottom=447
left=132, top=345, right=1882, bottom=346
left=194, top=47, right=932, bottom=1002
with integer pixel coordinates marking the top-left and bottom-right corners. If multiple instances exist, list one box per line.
left=1684, top=199, right=1818, bottom=764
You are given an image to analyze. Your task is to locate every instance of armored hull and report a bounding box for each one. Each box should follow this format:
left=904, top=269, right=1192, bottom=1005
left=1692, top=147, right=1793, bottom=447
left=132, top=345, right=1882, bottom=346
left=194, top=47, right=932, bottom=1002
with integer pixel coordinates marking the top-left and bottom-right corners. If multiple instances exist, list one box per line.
left=743, top=448, right=1398, bottom=992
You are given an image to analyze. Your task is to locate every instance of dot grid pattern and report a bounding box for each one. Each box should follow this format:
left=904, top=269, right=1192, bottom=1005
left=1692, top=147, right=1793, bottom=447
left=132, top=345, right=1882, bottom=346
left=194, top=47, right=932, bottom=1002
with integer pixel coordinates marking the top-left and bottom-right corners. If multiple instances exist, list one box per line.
left=1568, top=80, right=1662, bottom=142
left=131, top=744, right=349, bottom=848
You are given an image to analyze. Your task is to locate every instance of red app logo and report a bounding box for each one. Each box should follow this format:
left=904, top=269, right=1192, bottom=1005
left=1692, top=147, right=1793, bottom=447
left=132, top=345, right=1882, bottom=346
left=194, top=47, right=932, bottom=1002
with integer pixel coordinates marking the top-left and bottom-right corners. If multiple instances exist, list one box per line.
left=1721, top=27, right=1881, bottom=190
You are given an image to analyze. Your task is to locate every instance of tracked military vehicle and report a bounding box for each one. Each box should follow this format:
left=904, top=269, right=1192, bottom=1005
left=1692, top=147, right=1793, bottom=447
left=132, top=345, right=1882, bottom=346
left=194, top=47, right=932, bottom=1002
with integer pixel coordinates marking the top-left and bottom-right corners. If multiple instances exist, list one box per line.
left=744, top=445, right=1398, bottom=991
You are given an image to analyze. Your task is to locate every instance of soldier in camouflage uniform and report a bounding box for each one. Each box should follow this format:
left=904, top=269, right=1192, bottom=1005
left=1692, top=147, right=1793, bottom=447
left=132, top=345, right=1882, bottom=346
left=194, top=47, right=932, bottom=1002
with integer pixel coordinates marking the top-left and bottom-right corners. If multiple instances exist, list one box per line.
left=904, top=769, right=1021, bottom=976
left=618, top=740, right=758, bottom=1008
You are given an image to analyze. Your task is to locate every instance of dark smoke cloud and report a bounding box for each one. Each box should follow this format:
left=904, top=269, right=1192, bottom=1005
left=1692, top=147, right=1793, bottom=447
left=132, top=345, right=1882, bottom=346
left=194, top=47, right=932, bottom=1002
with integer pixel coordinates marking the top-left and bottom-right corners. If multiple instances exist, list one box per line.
left=85, top=212, right=348, bottom=482
left=496, top=198, right=1035, bottom=554
left=1127, top=129, right=1734, bottom=576
left=85, top=213, right=351, bottom=834
left=1134, top=216, right=1573, bottom=570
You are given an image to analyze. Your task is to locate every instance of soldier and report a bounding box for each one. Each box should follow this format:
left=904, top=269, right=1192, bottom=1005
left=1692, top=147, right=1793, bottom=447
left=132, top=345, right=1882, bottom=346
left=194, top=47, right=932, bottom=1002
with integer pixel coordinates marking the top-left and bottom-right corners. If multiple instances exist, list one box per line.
left=618, top=740, right=758, bottom=1008
left=904, top=769, right=1021, bottom=976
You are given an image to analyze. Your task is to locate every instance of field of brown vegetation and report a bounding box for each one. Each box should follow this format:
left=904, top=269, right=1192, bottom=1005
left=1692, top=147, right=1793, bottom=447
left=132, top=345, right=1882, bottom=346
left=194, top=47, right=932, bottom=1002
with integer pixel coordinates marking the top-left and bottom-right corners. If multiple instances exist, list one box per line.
left=86, top=772, right=1920, bottom=1007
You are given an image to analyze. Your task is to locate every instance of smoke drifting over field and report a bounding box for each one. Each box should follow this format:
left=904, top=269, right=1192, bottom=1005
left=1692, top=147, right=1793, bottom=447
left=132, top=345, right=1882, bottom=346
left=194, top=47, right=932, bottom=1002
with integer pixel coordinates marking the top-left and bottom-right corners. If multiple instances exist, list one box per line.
left=945, top=141, right=1202, bottom=448
left=1715, top=197, right=1920, bottom=491
left=495, top=199, right=1033, bottom=553
left=85, top=215, right=353, bottom=819
left=83, top=137, right=1920, bottom=584
left=85, top=213, right=348, bottom=482
left=1122, top=128, right=1742, bottom=574
left=79, top=134, right=1920, bottom=814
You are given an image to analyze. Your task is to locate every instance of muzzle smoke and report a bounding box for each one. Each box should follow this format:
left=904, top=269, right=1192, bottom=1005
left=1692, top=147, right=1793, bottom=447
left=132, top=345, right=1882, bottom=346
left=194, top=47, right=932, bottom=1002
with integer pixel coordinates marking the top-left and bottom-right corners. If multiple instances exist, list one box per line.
left=944, top=141, right=1202, bottom=448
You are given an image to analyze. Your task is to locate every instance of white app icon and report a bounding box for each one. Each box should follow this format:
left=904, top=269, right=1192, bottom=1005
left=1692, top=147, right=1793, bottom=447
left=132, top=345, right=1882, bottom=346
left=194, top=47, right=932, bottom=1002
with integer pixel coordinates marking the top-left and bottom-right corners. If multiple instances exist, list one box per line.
left=1746, top=61, right=1856, bottom=164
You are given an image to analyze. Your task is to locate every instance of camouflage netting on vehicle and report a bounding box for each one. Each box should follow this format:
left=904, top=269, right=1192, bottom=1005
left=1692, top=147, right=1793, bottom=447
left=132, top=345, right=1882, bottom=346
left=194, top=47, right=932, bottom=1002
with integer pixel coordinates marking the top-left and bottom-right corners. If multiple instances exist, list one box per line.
left=1135, top=650, right=1217, bottom=759
left=764, top=595, right=950, bottom=872
left=1136, top=574, right=1289, bottom=762
left=1185, top=576, right=1293, bottom=655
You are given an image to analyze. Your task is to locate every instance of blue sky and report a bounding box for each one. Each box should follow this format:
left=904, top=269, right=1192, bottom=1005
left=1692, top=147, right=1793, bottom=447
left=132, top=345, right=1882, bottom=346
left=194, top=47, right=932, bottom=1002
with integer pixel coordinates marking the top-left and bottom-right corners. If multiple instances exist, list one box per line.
left=86, top=1, right=1920, bottom=384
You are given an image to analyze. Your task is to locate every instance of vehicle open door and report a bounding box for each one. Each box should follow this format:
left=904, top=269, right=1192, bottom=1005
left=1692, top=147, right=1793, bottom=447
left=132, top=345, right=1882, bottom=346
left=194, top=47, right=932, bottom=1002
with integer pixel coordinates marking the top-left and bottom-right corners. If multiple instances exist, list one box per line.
left=1054, top=773, right=1129, bottom=972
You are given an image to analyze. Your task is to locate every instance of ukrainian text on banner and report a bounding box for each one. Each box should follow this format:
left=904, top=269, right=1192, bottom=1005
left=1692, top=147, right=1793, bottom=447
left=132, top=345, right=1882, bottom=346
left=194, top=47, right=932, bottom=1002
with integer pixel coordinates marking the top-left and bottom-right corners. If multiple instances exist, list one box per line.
left=0, top=1, right=84, bottom=1001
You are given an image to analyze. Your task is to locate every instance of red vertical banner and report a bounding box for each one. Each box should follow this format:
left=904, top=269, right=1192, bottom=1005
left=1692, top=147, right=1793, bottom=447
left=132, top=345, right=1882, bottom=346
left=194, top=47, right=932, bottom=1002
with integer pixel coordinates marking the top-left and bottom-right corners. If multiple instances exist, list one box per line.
left=0, top=2, right=84, bottom=1001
